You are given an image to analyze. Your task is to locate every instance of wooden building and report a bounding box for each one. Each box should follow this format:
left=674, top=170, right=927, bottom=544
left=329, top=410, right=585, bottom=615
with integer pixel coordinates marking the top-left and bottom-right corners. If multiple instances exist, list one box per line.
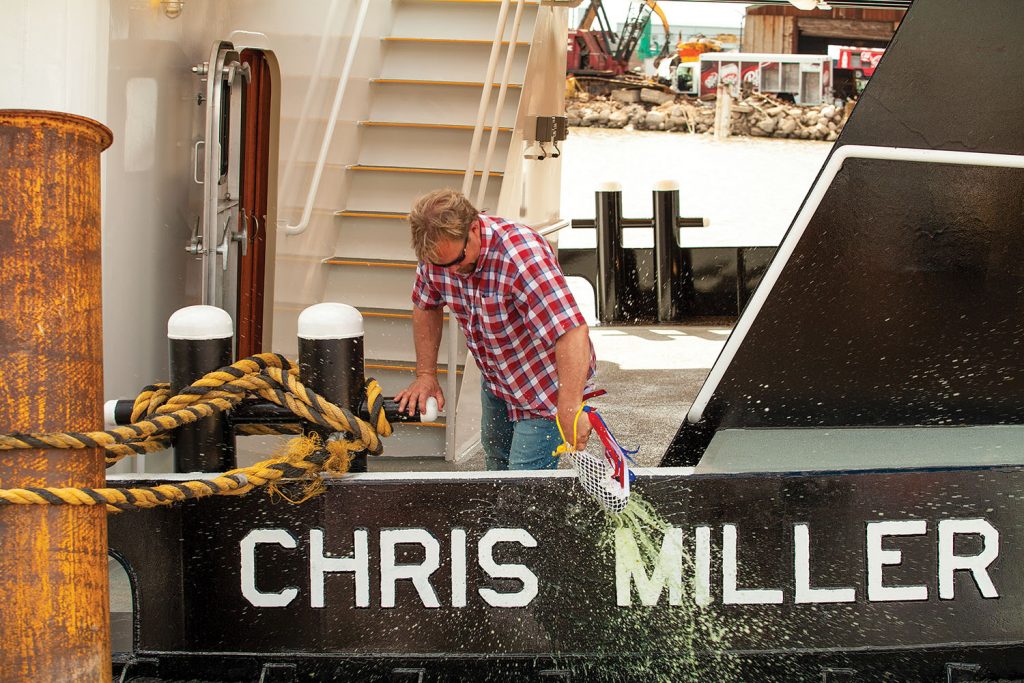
left=741, top=6, right=905, bottom=54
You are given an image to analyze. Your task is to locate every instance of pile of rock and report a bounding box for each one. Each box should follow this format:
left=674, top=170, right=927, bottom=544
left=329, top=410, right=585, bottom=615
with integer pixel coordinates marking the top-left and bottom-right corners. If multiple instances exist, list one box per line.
left=566, top=87, right=851, bottom=141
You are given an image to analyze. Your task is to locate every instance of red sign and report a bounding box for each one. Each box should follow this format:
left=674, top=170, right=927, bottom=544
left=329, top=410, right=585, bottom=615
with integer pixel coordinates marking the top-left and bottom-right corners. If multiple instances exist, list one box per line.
left=741, top=62, right=760, bottom=89
left=700, top=61, right=719, bottom=96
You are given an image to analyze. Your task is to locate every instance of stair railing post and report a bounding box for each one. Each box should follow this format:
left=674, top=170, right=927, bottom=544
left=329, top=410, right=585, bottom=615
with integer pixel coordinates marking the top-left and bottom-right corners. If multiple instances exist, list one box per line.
left=594, top=181, right=625, bottom=324
left=168, top=305, right=236, bottom=472
left=0, top=110, right=112, bottom=681
left=653, top=179, right=682, bottom=323
left=298, top=302, right=367, bottom=472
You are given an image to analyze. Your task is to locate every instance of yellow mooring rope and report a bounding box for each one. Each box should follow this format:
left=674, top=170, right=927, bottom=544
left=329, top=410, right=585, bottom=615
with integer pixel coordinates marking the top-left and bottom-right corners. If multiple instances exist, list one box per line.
left=0, top=353, right=392, bottom=512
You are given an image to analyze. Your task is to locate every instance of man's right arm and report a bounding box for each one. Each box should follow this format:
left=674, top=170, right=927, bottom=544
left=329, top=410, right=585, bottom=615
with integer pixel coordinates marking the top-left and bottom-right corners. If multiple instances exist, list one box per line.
left=395, top=305, right=446, bottom=415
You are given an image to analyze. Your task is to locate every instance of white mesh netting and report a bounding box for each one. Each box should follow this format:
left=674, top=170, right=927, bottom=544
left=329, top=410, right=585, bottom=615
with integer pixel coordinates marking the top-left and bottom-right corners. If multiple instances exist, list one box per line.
left=568, top=449, right=630, bottom=514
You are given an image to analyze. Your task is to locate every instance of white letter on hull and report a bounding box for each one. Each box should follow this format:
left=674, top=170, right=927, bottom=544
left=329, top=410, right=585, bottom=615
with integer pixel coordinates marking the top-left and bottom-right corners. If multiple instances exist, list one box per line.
left=615, top=527, right=683, bottom=607
left=694, top=525, right=712, bottom=607
left=794, top=524, right=855, bottom=604
left=451, top=529, right=468, bottom=608
left=938, top=518, right=999, bottom=599
left=380, top=528, right=441, bottom=608
left=867, top=520, right=928, bottom=602
left=478, top=528, right=538, bottom=608
left=722, top=524, right=783, bottom=604
left=310, top=528, right=369, bottom=608
left=240, top=529, right=299, bottom=607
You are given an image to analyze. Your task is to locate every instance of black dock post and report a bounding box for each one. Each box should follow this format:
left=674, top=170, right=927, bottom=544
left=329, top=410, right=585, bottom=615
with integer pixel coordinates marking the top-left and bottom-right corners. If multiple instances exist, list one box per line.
left=595, top=181, right=624, bottom=324
left=297, top=303, right=368, bottom=473
left=168, top=305, right=236, bottom=472
left=653, top=179, right=683, bottom=323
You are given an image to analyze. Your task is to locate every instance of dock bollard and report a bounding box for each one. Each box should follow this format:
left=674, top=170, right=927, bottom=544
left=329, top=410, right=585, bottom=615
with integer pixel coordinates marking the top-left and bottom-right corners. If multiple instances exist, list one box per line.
left=298, top=303, right=368, bottom=473
left=168, top=305, right=236, bottom=472
left=0, top=111, right=113, bottom=680
left=653, top=180, right=683, bottom=323
left=594, top=181, right=625, bottom=324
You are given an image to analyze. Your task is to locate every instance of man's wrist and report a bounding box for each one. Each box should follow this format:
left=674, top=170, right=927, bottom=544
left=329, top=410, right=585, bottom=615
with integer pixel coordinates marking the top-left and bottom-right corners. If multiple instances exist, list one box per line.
left=416, top=370, right=437, bottom=379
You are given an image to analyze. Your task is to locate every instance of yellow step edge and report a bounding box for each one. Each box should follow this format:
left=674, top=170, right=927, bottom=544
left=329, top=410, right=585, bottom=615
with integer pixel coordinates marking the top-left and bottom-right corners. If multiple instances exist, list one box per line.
left=372, top=78, right=523, bottom=89
left=334, top=210, right=409, bottom=219
left=348, top=164, right=502, bottom=178
left=359, top=310, right=453, bottom=323
left=366, top=362, right=463, bottom=376
left=402, top=0, right=538, bottom=4
left=359, top=121, right=512, bottom=133
left=361, top=310, right=415, bottom=319
left=383, top=37, right=530, bottom=46
left=323, top=258, right=416, bottom=269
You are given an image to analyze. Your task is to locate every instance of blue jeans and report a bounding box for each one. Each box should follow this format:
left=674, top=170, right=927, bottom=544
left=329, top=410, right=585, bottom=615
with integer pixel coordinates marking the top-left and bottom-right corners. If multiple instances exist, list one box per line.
left=480, top=383, right=561, bottom=471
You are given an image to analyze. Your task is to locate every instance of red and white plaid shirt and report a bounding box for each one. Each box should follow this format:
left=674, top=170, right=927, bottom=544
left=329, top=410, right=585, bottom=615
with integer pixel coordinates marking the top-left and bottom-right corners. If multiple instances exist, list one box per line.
left=412, top=214, right=596, bottom=421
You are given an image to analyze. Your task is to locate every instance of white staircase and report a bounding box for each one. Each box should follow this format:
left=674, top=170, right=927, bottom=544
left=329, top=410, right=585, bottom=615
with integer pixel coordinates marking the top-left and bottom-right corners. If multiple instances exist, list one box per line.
left=321, top=0, right=539, bottom=458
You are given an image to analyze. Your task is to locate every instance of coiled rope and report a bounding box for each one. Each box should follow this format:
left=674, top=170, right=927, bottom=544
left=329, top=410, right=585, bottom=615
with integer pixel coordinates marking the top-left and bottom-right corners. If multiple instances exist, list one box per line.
left=0, top=353, right=392, bottom=512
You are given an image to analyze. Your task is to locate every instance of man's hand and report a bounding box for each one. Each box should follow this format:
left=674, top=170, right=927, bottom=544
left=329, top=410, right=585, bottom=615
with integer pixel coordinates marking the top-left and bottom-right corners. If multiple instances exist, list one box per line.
left=557, top=398, right=592, bottom=452
left=395, top=373, right=445, bottom=417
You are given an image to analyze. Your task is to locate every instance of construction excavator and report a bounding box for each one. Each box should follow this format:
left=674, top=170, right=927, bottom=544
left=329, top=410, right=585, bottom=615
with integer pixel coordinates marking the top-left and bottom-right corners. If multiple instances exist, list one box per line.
left=567, top=0, right=673, bottom=93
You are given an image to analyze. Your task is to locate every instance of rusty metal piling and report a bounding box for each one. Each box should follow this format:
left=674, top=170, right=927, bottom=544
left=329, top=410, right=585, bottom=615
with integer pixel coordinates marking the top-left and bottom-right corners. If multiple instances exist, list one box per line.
left=0, top=110, right=113, bottom=681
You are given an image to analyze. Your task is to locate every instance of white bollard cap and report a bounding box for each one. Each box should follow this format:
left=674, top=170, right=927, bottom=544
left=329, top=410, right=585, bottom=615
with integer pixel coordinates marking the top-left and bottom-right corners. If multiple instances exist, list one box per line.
left=167, top=305, right=233, bottom=340
left=653, top=179, right=679, bottom=191
left=298, top=302, right=363, bottom=340
left=596, top=181, right=622, bottom=192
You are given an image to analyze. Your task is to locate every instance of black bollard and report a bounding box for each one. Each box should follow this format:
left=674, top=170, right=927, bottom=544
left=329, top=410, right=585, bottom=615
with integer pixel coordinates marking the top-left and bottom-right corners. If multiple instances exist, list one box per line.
left=594, top=181, right=624, bottom=324
left=653, top=180, right=684, bottom=323
left=298, top=303, right=368, bottom=473
left=168, top=305, right=236, bottom=472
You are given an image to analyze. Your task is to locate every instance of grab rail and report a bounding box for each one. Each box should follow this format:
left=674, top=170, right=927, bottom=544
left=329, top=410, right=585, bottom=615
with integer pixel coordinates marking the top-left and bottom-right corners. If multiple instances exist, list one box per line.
left=283, top=0, right=370, bottom=236
left=461, top=0, right=513, bottom=198
left=474, top=0, right=527, bottom=208
left=278, top=0, right=341, bottom=210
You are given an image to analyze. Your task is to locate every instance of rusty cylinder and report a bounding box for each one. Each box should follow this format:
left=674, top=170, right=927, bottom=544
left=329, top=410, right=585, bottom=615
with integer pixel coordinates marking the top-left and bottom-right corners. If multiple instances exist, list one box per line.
left=0, top=110, right=113, bottom=681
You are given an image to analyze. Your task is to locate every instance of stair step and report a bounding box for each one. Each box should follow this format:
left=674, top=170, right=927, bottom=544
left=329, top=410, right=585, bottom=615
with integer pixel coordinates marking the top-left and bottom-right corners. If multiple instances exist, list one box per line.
left=347, top=164, right=502, bottom=178
left=369, top=83, right=520, bottom=128
left=343, top=168, right=502, bottom=213
left=323, top=257, right=416, bottom=269
left=359, top=121, right=512, bottom=133
left=400, top=0, right=539, bottom=4
left=334, top=214, right=416, bottom=261
left=355, top=123, right=511, bottom=172
left=371, top=78, right=522, bottom=89
left=273, top=302, right=465, bottom=364
left=358, top=306, right=430, bottom=319
left=322, top=258, right=420, bottom=310
left=392, top=1, right=538, bottom=44
left=383, top=37, right=530, bottom=46
left=366, top=358, right=464, bottom=375
left=380, top=39, right=528, bottom=83
left=375, top=421, right=447, bottom=459
left=335, top=209, right=409, bottom=219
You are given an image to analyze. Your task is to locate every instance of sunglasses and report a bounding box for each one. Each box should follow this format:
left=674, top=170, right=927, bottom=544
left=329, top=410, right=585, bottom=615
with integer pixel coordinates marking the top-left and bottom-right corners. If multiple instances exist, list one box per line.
left=429, top=235, right=469, bottom=268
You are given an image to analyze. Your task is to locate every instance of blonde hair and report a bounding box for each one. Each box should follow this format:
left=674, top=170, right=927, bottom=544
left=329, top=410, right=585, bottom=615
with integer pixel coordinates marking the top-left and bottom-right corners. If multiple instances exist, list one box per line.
left=409, top=189, right=478, bottom=262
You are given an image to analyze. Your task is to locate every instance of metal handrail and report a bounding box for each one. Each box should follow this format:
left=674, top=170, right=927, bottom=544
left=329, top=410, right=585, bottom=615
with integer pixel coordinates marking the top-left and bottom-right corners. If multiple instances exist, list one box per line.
left=461, top=0, right=513, bottom=198
left=536, top=218, right=571, bottom=237
left=278, top=0, right=341, bottom=209
left=474, top=0, right=527, bottom=208
left=283, top=0, right=370, bottom=236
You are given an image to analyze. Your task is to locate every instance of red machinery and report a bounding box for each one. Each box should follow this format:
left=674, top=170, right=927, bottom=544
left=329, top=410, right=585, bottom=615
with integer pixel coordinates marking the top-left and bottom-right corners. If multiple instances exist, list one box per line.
left=567, top=0, right=670, bottom=77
